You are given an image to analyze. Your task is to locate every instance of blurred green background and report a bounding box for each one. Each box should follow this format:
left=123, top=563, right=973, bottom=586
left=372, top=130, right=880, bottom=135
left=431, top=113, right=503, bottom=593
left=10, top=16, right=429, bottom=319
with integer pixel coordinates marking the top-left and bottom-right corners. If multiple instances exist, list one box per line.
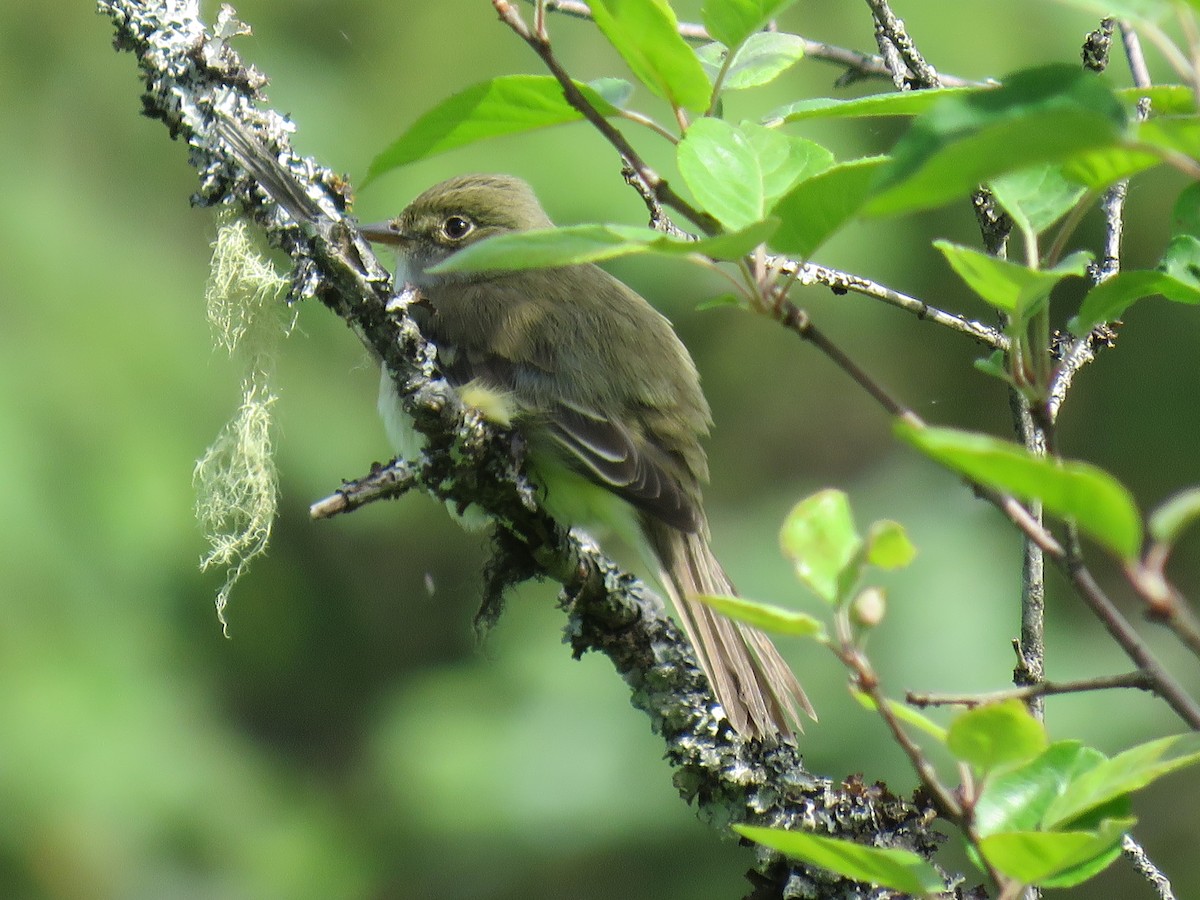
left=4, top=1, right=1199, bottom=897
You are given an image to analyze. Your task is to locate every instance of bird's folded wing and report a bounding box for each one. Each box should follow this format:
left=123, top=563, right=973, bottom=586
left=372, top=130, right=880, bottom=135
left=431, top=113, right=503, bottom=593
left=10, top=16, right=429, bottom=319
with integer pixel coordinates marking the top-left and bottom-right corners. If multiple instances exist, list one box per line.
left=441, top=344, right=698, bottom=533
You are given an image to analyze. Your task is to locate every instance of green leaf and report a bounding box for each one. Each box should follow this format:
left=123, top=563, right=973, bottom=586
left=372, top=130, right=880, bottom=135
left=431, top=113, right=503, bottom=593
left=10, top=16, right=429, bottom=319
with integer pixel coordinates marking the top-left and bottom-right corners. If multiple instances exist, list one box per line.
left=429, top=220, right=780, bottom=274
left=364, top=76, right=618, bottom=183
left=696, top=292, right=745, bottom=311
left=1160, top=234, right=1200, bottom=288
left=1137, top=114, right=1200, bottom=159
left=852, top=691, right=948, bottom=742
left=695, top=594, right=827, bottom=639
left=989, top=165, right=1088, bottom=236
left=588, top=0, right=711, bottom=111
left=765, top=87, right=979, bottom=125
left=974, top=741, right=1105, bottom=837
left=865, top=520, right=916, bottom=570
left=947, top=699, right=1048, bottom=775
left=1037, top=836, right=1127, bottom=889
left=697, top=33, right=806, bottom=91
left=779, top=490, right=862, bottom=604
left=685, top=218, right=780, bottom=259
left=1071, top=185, right=1200, bottom=329
left=741, top=123, right=834, bottom=203
left=770, top=157, right=887, bottom=258
left=865, top=65, right=1128, bottom=217
left=934, top=241, right=1092, bottom=321
left=1060, top=143, right=1164, bottom=189
left=702, top=0, right=798, bottom=48
left=1115, top=84, right=1196, bottom=115
left=1070, top=269, right=1200, bottom=333
left=896, top=424, right=1144, bottom=560
left=1051, top=0, right=1171, bottom=27
left=430, top=223, right=661, bottom=273
left=586, top=77, right=635, bottom=109
left=677, top=118, right=764, bottom=229
left=734, top=826, right=945, bottom=894
left=691, top=217, right=782, bottom=259
left=979, top=818, right=1134, bottom=886
left=1149, top=486, right=1200, bottom=544
left=1044, top=733, right=1200, bottom=828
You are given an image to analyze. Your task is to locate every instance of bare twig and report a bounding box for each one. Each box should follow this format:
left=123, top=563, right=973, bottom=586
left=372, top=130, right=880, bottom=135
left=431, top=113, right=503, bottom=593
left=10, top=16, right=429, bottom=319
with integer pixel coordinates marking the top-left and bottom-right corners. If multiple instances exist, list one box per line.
left=777, top=257, right=1009, bottom=350
left=530, top=0, right=982, bottom=87
left=310, top=459, right=418, bottom=519
left=494, top=0, right=719, bottom=235
left=1010, top=395, right=1047, bottom=721
left=1067, top=553, right=1200, bottom=728
left=864, top=0, right=941, bottom=89
left=1123, top=835, right=1178, bottom=900
left=907, top=670, right=1156, bottom=708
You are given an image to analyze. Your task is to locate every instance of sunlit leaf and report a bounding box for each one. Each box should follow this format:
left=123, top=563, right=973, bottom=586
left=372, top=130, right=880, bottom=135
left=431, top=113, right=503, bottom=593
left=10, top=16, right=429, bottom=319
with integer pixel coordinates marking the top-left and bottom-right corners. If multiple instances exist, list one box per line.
left=429, top=220, right=780, bottom=275
left=702, top=0, right=799, bottom=48
left=734, top=826, right=945, bottom=894
left=1149, top=486, right=1200, bottom=545
left=864, top=520, right=916, bottom=570
left=989, top=165, right=1088, bottom=236
left=1115, top=84, right=1195, bottom=115
left=765, top=87, right=980, bottom=125
left=865, top=65, right=1127, bottom=216
left=980, top=819, right=1134, bottom=886
left=1060, top=144, right=1164, bottom=189
left=934, top=241, right=1091, bottom=321
left=852, top=691, right=948, bottom=742
left=896, top=424, right=1143, bottom=560
left=1044, top=733, right=1200, bottom=828
left=1050, top=0, right=1171, bottom=27
left=974, top=741, right=1105, bottom=836
left=677, top=117, right=764, bottom=229
left=770, top=157, right=887, bottom=258
left=586, top=77, right=635, bottom=109
left=430, top=224, right=660, bottom=272
left=589, top=0, right=711, bottom=111
left=697, top=32, right=806, bottom=91
left=741, top=123, right=834, bottom=203
left=695, top=594, right=827, bottom=639
left=779, top=490, right=862, bottom=604
left=685, top=218, right=781, bottom=259
left=947, top=699, right=1048, bottom=774
left=365, top=76, right=618, bottom=183
left=1070, top=269, right=1200, bottom=333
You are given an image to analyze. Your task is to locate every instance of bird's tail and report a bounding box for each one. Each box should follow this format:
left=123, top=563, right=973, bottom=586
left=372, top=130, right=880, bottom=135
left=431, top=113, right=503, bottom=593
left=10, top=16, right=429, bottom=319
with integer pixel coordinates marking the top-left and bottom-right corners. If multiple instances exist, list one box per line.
left=645, top=519, right=816, bottom=741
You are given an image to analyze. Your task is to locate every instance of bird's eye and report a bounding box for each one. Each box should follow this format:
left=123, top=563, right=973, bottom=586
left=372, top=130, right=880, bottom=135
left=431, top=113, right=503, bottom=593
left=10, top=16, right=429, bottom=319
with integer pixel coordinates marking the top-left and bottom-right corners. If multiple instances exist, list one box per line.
left=441, top=215, right=474, bottom=241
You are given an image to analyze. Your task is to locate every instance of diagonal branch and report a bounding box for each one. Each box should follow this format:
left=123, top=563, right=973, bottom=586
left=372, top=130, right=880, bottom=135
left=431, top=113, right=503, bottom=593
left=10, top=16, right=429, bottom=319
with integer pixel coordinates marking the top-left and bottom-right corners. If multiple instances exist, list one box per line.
left=532, top=0, right=983, bottom=87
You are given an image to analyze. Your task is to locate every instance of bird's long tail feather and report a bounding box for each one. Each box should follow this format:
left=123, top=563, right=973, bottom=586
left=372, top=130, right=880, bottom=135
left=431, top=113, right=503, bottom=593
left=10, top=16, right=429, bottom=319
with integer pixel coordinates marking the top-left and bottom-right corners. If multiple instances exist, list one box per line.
left=646, top=520, right=815, bottom=740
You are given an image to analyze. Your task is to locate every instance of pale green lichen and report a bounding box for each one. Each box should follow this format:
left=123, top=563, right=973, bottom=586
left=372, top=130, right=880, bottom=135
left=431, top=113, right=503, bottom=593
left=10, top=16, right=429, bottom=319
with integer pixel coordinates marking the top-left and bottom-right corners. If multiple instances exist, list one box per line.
left=194, top=214, right=291, bottom=634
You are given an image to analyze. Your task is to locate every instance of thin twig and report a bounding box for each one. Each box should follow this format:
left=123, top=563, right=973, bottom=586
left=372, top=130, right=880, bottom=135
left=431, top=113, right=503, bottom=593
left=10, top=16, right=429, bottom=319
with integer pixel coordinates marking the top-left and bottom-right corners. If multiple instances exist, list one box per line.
left=775, top=299, right=916, bottom=422
left=529, top=0, right=981, bottom=87
left=1120, top=21, right=1154, bottom=89
left=494, top=0, right=719, bottom=235
left=1123, top=835, right=1177, bottom=900
left=310, top=459, right=418, bottom=519
left=907, top=670, right=1156, bottom=708
left=774, top=257, right=1009, bottom=350
left=1067, top=550, right=1200, bottom=728
left=1010, top=394, right=1047, bottom=721
left=864, top=0, right=941, bottom=89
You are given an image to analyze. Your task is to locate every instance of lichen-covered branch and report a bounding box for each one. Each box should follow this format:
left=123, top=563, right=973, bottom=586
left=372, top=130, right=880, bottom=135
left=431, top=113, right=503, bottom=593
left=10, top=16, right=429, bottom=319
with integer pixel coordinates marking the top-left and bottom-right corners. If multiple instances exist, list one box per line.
left=98, top=1, right=943, bottom=894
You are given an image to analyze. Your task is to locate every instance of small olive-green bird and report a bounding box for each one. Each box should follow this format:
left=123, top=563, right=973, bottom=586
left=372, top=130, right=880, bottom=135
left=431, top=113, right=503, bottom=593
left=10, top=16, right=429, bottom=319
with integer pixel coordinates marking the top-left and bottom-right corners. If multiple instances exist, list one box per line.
left=361, top=174, right=813, bottom=740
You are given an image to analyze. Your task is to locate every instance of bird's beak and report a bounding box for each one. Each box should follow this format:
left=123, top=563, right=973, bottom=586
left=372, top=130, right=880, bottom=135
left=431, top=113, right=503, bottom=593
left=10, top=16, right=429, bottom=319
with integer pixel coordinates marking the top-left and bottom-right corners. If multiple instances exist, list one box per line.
left=359, top=219, right=406, bottom=246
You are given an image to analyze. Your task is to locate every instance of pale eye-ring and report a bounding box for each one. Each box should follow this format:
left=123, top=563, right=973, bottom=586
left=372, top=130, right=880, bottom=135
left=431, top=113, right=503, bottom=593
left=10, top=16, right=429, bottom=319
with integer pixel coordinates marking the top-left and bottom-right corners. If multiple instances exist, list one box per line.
left=441, top=215, right=474, bottom=241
